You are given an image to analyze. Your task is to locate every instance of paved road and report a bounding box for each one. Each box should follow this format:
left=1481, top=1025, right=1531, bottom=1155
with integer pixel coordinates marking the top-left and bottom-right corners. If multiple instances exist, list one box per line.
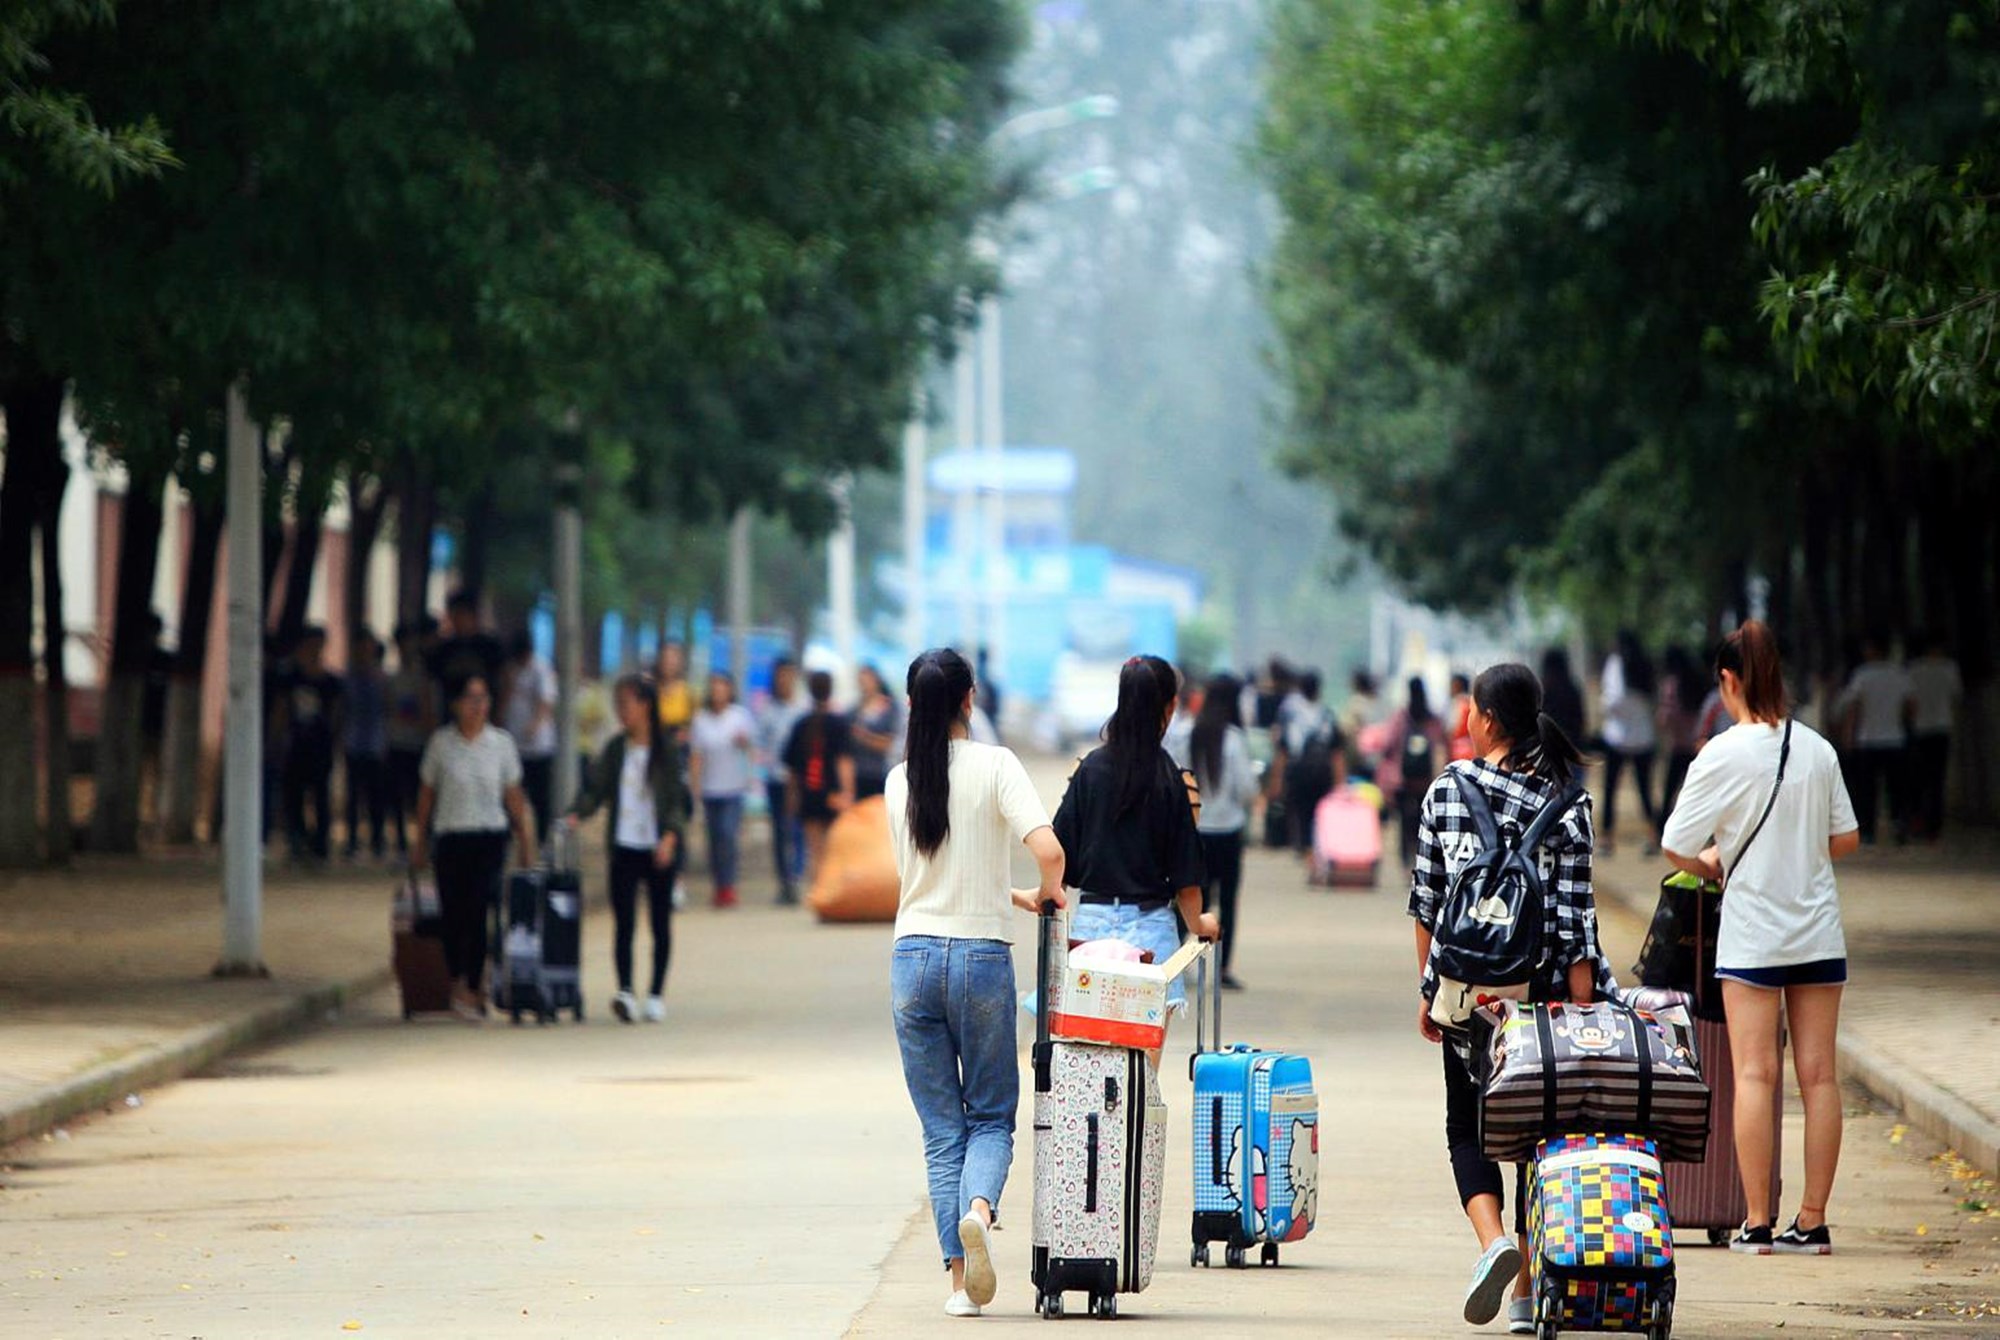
left=5, top=759, right=1997, bottom=1338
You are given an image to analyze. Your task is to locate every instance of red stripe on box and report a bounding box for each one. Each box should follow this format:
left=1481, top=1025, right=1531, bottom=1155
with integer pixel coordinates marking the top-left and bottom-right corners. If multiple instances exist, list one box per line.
left=1049, top=1013, right=1166, bottom=1050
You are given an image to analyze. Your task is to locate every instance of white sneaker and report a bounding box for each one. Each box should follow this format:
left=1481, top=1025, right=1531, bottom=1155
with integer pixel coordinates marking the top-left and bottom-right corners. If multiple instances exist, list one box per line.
left=1507, top=1296, right=1536, bottom=1334
left=611, top=991, right=636, bottom=1023
left=671, top=883, right=687, bottom=910
left=959, top=1213, right=997, bottom=1306
left=1464, top=1236, right=1522, bottom=1325
left=643, top=995, right=665, bottom=1023
left=944, top=1290, right=981, bottom=1318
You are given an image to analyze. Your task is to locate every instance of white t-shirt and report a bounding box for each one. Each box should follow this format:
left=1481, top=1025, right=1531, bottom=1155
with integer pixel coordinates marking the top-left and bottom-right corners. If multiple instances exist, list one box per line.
left=1908, top=657, right=1963, bottom=736
left=615, top=744, right=659, bottom=851
left=1840, top=662, right=1913, bottom=748
left=1600, top=654, right=1658, bottom=752
left=691, top=705, right=758, bottom=799
left=1661, top=720, right=1858, bottom=970
left=503, top=656, right=558, bottom=758
left=885, top=741, right=1052, bottom=945
left=419, top=726, right=524, bottom=834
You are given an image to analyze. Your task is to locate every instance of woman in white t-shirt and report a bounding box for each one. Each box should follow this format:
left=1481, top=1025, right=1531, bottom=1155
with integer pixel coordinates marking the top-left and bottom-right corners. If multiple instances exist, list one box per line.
left=690, top=672, right=758, bottom=909
left=568, top=675, right=689, bottom=1023
left=1662, top=621, right=1861, bottom=1257
left=884, top=648, right=1064, bottom=1320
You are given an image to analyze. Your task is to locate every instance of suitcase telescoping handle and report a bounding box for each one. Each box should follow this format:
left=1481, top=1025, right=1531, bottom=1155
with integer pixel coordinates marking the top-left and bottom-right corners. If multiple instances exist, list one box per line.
left=1190, top=938, right=1223, bottom=1080
left=1034, top=901, right=1059, bottom=1092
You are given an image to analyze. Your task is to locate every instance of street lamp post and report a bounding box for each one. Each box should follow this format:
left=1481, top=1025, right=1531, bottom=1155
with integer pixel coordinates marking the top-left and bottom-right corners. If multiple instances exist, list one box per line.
left=217, top=380, right=266, bottom=978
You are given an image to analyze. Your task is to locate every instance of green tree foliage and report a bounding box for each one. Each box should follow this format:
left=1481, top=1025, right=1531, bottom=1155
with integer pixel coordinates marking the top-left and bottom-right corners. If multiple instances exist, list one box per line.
left=0, top=0, right=173, bottom=197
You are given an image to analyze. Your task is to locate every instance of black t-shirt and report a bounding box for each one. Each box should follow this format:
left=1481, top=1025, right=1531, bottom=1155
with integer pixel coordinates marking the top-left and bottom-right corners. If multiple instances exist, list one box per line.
left=428, top=633, right=507, bottom=702
left=784, top=711, right=853, bottom=800
left=1052, top=746, right=1207, bottom=902
left=277, top=668, right=343, bottom=756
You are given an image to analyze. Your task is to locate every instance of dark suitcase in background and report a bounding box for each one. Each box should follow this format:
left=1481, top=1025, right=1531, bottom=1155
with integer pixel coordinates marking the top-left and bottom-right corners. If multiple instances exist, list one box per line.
left=392, top=875, right=453, bottom=1019
left=1664, top=1014, right=1782, bottom=1245
left=491, top=834, right=585, bottom=1024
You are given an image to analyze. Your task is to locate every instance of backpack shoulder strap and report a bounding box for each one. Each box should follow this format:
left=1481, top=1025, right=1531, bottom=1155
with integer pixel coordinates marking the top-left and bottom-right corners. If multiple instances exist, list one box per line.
left=1447, top=768, right=1502, bottom=850
left=1519, top=779, right=1584, bottom=855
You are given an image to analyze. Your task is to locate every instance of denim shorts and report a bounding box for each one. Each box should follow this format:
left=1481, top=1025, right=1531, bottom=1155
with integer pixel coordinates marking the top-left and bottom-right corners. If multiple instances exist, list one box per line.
left=1716, top=957, right=1848, bottom=988
left=1069, top=899, right=1187, bottom=1011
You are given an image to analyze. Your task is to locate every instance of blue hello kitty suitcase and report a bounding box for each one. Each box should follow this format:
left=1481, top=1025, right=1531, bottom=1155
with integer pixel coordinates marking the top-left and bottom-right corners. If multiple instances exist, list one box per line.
left=1188, top=957, right=1319, bottom=1267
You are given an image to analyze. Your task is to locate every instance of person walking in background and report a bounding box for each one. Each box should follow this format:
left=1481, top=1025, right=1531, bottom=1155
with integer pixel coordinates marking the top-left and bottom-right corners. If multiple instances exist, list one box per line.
left=654, top=640, right=696, bottom=745
left=569, top=674, right=687, bottom=1024
left=1538, top=649, right=1586, bottom=751
left=1053, top=655, right=1219, bottom=1068
left=850, top=663, right=904, bottom=801
left=428, top=591, right=507, bottom=720
left=691, top=671, right=757, bottom=909
left=1659, top=645, right=1706, bottom=817
left=1378, top=676, right=1450, bottom=870
left=385, top=620, right=436, bottom=858
left=1447, top=672, right=1477, bottom=762
left=1411, top=662, right=1597, bottom=1333
left=1599, top=630, right=1661, bottom=855
left=785, top=670, right=856, bottom=887
left=884, top=648, right=1064, bottom=1318
left=1663, top=620, right=1860, bottom=1255
left=974, top=645, right=1004, bottom=741
left=1278, top=670, right=1342, bottom=856
left=1836, top=634, right=1914, bottom=845
left=274, top=626, right=343, bottom=864
left=412, top=674, right=538, bottom=1023
left=342, top=630, right=391, bottom=863
left=1696, top=677, right=1736, bottom=752
left=1340, top=668, right=1386, bottom=781
left=1187, top=673, right=1260, bottom=990
left=502, top=629, right=558, bottom=842
left=756, top=656, right=810, bottom=904
left=1162, top=672, right=1201, bottom=766
left=1905, top=632, right=1961, bottom=842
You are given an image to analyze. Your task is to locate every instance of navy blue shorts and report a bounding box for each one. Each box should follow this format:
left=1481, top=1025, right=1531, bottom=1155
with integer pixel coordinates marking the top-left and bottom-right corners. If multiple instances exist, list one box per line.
left=1715, top=958, right=1848, bottom=988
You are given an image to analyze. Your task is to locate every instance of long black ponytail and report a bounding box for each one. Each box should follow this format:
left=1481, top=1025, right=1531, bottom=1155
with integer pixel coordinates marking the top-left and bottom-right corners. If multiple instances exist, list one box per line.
left=1104, top=654, right=1180, bottom=815
left=904, top=648, right=974, bottom=857
left=1472, top=662, right=1583, bottom=786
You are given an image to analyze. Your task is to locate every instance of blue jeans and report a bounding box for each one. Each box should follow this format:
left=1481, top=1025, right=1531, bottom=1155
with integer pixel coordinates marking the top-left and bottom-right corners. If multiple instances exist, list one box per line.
left=892, top=936, right=1018, bottom=1264
left=765, top=779, right=804, bottom=890
left=1069, top=900, right=1188, bottom=1009
left=702, top=794, right=744, bottom=889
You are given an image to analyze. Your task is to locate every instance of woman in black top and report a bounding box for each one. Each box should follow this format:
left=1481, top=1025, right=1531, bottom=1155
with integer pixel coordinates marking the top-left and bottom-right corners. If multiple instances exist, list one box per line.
left=1053, top=655, right=1219, bottom=1067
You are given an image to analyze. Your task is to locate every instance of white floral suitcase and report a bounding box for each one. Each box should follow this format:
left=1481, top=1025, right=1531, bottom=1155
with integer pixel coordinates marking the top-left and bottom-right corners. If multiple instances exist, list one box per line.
left=1031, top=908, right=1167, bottom=1320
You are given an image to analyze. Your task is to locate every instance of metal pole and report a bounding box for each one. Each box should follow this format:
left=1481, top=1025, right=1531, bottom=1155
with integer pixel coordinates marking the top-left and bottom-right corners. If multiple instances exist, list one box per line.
left=828, top=475, right=858, bottom=698
left=979, top=294, right=1006, bottom=676
left=727, top=505, right=752, bottom=685
left=952, top=343, right=978, bottom=650
left=217, top=381, right=266, bottom=977
left=902, top=388, right=928, bottom=659
left=552, top=459, right=582, bottom=814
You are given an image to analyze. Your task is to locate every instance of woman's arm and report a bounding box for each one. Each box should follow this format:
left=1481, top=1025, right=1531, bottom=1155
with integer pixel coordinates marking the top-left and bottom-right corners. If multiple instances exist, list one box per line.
left=1662, top=843, right=1724, bottom=882
left=1413, top=924, right=1441, bottom=1042
left=833, top=755, right=857, bottom=811
left=1011, top=826, right=1067, bottom=912
left=1176, top=883, right=1220, bottom=942
left=504, top=783, right=537, bottom=868
left=411, top=784, right=436, bottom=868
left=1829, top=829, right=1862, bottom=861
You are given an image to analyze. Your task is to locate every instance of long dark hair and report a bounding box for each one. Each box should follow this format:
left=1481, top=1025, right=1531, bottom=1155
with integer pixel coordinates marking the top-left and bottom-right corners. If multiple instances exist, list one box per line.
left=1406, top=676, right=1434, bottom=728
left=1614, top=629, right=1657, bottom=696
left=1472, top=662, right=1583, bottom=785
left=1104, top=654, right=1179, bottom=815
left=904, top=649, right=974, bottom=857
left=615, top=673, right=659, bottom=751
left=1190, top=673, right=1241, bottom=795
left=1715, top=619, right=1786, bottom=723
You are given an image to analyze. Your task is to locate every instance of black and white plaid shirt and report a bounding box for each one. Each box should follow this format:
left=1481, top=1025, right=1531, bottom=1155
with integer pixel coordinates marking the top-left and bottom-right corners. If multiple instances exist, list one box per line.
left=1407, top=759, right=1600, bottom=1001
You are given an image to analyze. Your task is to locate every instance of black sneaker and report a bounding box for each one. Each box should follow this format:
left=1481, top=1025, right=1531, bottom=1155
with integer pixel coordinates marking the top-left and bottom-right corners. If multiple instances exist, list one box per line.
left=1221, top=974, right=1246, bottom=991
left=1729, top=1222, right=1774, bottom=1255
left=1773, top=1218, right=1832, bottom=1255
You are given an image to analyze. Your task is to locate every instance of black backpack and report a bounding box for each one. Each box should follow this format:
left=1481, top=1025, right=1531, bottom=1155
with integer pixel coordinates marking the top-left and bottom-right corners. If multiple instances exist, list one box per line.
left=1292, top=709, right=1339, bottom=787
left=1430, top=772, right=1582, bottom=990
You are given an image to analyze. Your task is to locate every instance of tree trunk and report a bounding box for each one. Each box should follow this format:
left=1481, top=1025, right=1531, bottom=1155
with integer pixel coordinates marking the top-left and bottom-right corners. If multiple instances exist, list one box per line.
left=38, top=457, right=72, bottom=864
left=275, top=509, right=323, bottom=646
left=456, top=477, right=497, bottom=602
left=88, top=467, right=169, bottom=853
left=159, top=490, right=224, bottom=844
left=395, top=458, right=437, bottom=632
left=0, top=372, right=64, bottom=867
left=344, top=474, right=387, bottom=642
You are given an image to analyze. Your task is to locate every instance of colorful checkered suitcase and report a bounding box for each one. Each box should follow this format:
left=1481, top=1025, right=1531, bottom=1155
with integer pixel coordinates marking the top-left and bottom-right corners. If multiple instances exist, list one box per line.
left=1529, top=1133, right=1675, bottom=1338
left=1189, top=956, right=1319, bottom=1267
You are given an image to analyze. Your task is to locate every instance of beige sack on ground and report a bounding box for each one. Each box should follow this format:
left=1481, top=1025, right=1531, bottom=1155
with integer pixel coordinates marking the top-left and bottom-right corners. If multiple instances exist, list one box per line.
left=808, top=796, right=900, bottom=923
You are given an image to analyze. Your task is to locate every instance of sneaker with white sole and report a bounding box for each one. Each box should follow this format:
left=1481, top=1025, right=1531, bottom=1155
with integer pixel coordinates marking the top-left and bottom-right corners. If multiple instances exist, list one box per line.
left=643, top=995, right=665, bottom=1023
left=611, top=991, right=637, bottom=1023
left=958, top=1213, right=997, bottom=1306
left=944, top=1290, right=981, bottom=1318
left=1507, top=1296, right=1536, bottom=1334
left=1729, top=1222, right=1774, bottom=1255
left=1773, top=1217, right=1832, bottom=1255
left=1464, top=1236, right=1522, bottom=1325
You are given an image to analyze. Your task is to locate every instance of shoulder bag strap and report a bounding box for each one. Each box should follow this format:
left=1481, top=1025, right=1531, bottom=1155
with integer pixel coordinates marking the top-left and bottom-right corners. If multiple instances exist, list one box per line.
left=1448, top=768, right=1502, bottom=851
left=1723, top=718, right=1794, bottom=887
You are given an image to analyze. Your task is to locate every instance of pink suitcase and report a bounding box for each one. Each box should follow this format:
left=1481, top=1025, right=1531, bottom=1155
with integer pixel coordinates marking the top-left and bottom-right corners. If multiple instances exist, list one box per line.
left=1667, top=1014, right=1782, bottom=1244
left=1309, top=788, right=1380, bottom=889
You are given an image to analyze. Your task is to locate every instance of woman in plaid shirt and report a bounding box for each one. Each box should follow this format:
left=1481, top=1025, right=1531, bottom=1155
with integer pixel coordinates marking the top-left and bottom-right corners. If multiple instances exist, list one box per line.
left=1409, top=662, right=1598, bottom=1334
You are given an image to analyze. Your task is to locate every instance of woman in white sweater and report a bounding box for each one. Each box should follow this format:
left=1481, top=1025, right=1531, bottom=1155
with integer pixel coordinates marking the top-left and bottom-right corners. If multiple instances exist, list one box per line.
left=884, top=649, right=1065, bottom=1319
left=1184, top=673, right=1262, bottom=990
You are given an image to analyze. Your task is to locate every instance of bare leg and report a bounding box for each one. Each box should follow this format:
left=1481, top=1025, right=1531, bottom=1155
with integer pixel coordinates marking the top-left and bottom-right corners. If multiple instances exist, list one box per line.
left=1723, top=980, right=1785, bottom=1226
left=1465, top=1192, right=1505, bottom=1247
left=1785, top=983, right=1844, bottom=1229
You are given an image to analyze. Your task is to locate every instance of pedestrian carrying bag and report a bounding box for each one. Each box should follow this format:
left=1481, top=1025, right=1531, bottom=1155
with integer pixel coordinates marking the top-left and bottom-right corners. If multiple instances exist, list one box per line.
left=1427, top=773, right=1583, bottom=1029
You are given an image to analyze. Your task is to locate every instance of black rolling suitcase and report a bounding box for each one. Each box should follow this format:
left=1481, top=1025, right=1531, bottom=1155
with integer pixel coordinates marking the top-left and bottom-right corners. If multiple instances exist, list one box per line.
left=491, top=831, right=584, bottom=1024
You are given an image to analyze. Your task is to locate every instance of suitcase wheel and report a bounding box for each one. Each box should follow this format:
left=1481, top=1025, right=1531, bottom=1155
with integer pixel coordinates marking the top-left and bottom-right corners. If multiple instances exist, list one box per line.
left=1705, top=1227, right=1729, bottom=1247
left=1036, top=1291, right=1063, bottom=1320
left=1225, top=1244, right=1246, bottom=1269
left=1646, top=1296, right=1672, bottom=1340
left=1089, top=1294, right=1117, bottom=1320
left=1191, top=1242, right=1210, bottom=1268
left=1261, top=1242, right=1279, bottom=1267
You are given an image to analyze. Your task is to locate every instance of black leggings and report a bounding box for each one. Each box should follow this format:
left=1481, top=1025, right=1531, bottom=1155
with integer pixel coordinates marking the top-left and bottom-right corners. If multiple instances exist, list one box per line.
left=1601, top=749, right=1658, bottom=842
left=344, top=752, right=387, bottom=856
left=1199, top=829, right=1245, bottom=974
left=386, top=748, right=422, bottom=853
left=610, top=845, right=677, bottom=996
left=1442, top=1040, right=1527, bottom=1233
left=434, top=830, right=507, bottom=991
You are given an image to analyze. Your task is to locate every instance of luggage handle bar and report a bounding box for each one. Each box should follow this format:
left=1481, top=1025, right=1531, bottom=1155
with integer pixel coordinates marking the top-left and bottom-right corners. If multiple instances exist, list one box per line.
left=1191, top=937, right=1223, bottom=1080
